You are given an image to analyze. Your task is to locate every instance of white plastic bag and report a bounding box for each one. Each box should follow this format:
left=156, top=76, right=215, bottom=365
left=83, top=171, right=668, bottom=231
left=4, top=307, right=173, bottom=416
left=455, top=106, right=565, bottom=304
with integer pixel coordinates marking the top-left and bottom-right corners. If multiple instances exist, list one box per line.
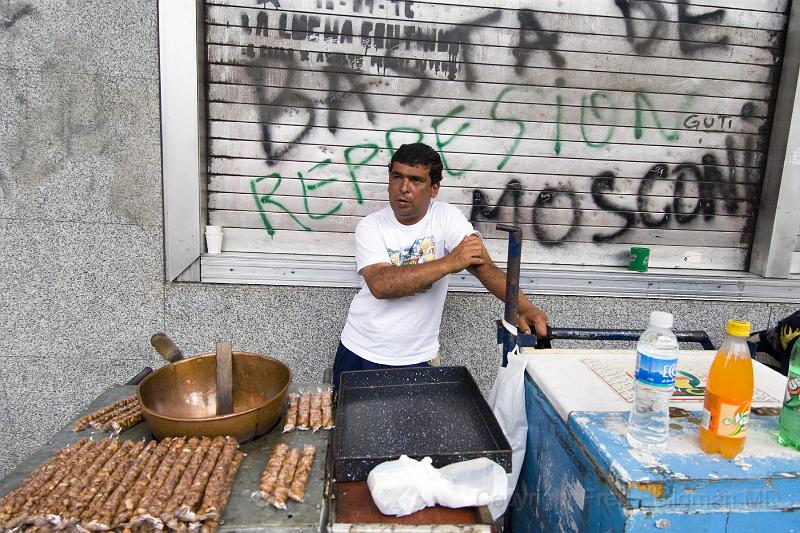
left=487, top=347, right=528, bottom=519
left=367, top=456, right=507, bottom=517
left=367, top=456, right=438, bottom=516
left=436, top=457, right=508, bottom=510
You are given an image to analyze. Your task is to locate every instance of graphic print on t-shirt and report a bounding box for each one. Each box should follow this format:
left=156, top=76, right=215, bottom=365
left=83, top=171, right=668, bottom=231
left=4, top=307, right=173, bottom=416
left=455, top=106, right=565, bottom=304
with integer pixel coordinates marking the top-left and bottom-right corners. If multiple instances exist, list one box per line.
left=388, top=236, right=436, bottom=266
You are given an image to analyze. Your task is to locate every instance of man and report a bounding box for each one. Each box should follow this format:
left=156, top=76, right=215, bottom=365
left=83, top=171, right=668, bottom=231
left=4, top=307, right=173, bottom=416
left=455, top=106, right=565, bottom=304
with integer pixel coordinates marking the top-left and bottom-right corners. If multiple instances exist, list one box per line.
left=333, top=143, right=548, bottom=388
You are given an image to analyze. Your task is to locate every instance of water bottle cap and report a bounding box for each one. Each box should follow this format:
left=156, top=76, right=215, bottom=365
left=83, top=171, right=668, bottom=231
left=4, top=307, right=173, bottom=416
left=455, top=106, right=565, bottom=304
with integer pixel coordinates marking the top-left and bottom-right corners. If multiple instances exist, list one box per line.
left=726, top=319, right=751, bottom=337
left=649, top=311, right=674, bottom=329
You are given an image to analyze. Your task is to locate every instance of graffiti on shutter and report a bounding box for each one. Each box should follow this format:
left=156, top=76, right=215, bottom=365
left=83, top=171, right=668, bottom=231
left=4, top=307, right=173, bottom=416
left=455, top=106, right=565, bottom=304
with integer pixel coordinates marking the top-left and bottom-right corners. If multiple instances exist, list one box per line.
left=205, top=0, right=788, bottom=270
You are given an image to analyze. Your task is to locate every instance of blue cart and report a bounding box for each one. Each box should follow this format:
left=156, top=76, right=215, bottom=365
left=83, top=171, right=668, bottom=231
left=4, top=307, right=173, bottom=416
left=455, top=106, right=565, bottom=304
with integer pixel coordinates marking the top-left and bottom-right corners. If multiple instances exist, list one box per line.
left=508, top=349, right=800, bottom=532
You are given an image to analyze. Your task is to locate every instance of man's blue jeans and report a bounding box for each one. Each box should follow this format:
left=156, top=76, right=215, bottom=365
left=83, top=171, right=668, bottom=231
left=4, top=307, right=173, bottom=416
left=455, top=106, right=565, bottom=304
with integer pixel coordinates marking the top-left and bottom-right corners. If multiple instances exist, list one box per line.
left=332, top=341, right=430, bottom=391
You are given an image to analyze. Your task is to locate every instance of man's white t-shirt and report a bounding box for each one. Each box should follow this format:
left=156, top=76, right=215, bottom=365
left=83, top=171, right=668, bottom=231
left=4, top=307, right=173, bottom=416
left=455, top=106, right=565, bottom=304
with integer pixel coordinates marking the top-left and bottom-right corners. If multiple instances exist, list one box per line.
left=340, top=200, right=476, bottom=365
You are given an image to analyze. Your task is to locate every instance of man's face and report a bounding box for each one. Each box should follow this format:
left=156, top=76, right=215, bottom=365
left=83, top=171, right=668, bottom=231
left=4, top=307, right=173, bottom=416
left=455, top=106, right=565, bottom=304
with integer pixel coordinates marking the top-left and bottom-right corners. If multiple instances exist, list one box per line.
left=388, top=161, right=440, bottom=225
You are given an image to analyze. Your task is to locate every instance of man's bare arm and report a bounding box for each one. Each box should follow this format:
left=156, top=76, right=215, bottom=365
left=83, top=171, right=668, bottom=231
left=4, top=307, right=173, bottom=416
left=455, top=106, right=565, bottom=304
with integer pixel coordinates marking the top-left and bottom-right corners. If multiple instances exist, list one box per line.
left=466, top=238, right=548, bottom=337
left=361, top=235, right=486, bottom=299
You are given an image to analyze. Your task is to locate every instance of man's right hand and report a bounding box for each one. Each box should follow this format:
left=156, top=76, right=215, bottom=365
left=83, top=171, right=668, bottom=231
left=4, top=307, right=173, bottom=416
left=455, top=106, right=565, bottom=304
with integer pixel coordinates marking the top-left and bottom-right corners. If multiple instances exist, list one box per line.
left=446, top=235, right=486, bottom=273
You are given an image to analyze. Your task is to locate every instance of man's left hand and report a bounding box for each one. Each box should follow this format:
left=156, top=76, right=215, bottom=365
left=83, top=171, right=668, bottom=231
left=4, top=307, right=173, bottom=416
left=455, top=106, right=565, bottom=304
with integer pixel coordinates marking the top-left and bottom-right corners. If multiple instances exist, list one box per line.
left=518, top=306, right=548, bottom=338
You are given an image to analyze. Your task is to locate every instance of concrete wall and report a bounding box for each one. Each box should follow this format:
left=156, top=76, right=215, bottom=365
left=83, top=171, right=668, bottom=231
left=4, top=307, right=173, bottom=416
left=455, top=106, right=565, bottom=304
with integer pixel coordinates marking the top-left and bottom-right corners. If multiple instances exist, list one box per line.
left=0, top=0, right=797, bottom=479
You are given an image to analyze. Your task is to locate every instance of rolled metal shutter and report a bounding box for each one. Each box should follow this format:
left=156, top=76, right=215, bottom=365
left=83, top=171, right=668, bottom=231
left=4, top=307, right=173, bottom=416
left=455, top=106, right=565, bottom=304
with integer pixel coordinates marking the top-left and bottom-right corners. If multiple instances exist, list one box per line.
left=205, top=0, right=790, bottom=271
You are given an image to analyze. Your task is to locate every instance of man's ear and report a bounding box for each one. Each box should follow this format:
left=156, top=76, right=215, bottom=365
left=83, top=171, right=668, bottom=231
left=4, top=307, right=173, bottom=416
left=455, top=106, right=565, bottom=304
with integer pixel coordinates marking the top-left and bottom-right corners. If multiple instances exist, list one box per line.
left=430, top=181, right=440, bottom=197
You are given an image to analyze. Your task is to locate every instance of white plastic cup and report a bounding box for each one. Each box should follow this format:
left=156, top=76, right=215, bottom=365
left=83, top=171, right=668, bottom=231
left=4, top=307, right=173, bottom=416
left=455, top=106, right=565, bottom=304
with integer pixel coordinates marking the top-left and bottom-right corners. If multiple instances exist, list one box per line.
left=206, top=232, right=223, bottom=254
left=205, top=225, right=222, bottom=235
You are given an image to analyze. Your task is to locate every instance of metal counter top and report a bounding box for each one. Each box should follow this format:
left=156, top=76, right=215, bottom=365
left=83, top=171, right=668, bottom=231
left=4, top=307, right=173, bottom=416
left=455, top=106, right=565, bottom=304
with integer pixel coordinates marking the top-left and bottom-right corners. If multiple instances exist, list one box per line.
left=0, top=383, right=331, bottom=533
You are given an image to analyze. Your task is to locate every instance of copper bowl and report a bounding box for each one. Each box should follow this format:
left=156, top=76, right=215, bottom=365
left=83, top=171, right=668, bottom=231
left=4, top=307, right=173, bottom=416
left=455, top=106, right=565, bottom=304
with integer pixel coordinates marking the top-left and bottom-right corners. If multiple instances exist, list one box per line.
left=137, top=351, right=291, bottom=443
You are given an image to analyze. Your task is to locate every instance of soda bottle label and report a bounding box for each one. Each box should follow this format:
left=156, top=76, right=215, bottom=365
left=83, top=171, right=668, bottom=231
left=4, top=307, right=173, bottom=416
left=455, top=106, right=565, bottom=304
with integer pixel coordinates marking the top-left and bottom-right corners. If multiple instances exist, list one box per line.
left=783, top=377, right=800, bottom=412
left=635, top=351, right=678, bottom=387
left=701, top=392, right=751, bottom=438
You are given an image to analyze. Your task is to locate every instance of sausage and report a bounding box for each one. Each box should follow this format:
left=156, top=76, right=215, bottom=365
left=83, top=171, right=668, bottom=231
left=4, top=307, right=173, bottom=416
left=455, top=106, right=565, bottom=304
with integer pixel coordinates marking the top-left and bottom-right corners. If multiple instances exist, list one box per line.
left=321, top=390, right=334, bottom=430
left=106, top=407, right=143, bottom=434
left=160, top=436, right=211, bottom=527
left=131, top=437, right=187, bottom=524
left=144, top=437, right=200, bottom=526
left=288, top=445, right=317, bottom=503
left=258, top=444, right=289, bottom=499
left=91, top=401, right=140, bottom=431
left=64, top=439, right=123, bottom=517
left=270, top=448, right=300, bottom=509
left=297, top=393, right=311, bottom=430
left=198, top=451, right=243, bottom=533
left=98, top=402, right=141, bottom=432
left=73, top=397, right=137, bottom=431
left=309, top=393, right=322, bottom=432
left=81, top=440, right=143, bottom=522
left=197, top=437, right=239, bottom=518
left=113, top=438, right=172, bottom=526
left=282, top=394, right=299, bottom=433
left=176, top=437, right=226, bottom=522
left=0, top=439, right=88, bottom=526
left=94, top=440, right=157, bottom=530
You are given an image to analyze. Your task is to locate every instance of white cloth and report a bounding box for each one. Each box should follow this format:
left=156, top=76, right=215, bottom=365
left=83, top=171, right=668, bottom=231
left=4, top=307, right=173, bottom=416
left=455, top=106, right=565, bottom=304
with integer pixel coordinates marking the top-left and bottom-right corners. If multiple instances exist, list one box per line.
left=367, top=456, right=508, bottom=517
left=340, top=200, right=476, bottom=365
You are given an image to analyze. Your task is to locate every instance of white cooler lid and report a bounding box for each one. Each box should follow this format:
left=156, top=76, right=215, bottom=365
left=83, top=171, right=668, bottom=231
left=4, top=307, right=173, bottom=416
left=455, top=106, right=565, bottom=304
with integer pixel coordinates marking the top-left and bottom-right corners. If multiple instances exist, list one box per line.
left=520, top=349, right=786, bottom=422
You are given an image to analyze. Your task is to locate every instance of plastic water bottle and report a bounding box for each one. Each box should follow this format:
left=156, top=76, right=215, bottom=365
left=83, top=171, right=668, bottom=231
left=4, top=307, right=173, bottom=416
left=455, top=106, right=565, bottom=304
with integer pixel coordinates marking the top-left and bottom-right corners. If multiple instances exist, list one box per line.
left=627, top=311, right=679, bottom=449
left=778, top=340, right=800, bottom=450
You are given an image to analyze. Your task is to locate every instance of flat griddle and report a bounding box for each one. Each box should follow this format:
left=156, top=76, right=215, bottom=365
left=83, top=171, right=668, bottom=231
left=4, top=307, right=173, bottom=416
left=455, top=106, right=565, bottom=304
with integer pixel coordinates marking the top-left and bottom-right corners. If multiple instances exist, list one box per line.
left=331, top=366, right=512, bottom=482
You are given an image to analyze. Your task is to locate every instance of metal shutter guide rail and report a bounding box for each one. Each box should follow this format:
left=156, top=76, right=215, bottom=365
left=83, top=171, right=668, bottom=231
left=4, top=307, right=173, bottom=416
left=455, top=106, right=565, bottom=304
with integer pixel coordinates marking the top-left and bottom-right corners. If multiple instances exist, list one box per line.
left=200, top=253, right=800, bottom=303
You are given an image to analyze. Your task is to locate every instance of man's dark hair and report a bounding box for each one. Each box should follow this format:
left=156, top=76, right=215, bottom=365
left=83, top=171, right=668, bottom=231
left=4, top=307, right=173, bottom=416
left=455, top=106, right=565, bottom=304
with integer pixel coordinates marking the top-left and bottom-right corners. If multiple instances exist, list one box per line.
left=389, top=143, right=444, bottom=185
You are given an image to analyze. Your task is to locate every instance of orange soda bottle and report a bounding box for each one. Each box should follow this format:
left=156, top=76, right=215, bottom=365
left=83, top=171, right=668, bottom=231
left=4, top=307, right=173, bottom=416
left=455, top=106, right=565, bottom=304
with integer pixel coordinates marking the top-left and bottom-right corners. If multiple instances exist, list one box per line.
left=699, top=319, right=753, bottom=459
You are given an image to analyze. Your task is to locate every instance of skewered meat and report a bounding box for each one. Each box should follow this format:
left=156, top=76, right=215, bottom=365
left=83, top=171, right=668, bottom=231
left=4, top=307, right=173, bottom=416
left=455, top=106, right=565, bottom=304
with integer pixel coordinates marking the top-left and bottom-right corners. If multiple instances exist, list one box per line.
left=198, top=451, right=243, bottom=533
left=258, top=443, right=289, bottom=499
left=131, top=437, right=186, bottom=524
left=297, top=393, right=311, bottom=430
left=160, top=437, right=211, bottom=526
left=288, top=445, right=317, bottom=503
left=73, top=397, right=136, bottom=431
left=0, top=439, right=88, bottom=526
left=65, top=439, right=123, bottom=517
left=114, top=438, right=172, bottom=525
left=321, top=390, right=334, bottom=430
left=106, top=407, right=143, bottom=434
left=92, top=440, right=157, bottom=530
left=81, top=440, right=144, bottom=522
left=177, top=436, right=225, bottom=522
left=143, top=437, right=200, bottom=527
left=282, top=394, right=299, bottom=433
left=309, top=393, right=322, bottom=432
left=197, top=437, right=239, bottom=519
left=269, top=448, right=300, bottom=509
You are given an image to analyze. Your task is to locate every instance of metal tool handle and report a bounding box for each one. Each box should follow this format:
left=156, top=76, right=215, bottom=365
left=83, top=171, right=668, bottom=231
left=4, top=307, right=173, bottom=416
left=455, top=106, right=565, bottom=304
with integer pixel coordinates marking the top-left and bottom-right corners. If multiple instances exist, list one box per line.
left=496, top=224, right=523, bottom=366
left=150, top=332, right=184, bottom=363
left=126, top=367, right=153, bottom=385
left=496, top=224, right=522, bottom=328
